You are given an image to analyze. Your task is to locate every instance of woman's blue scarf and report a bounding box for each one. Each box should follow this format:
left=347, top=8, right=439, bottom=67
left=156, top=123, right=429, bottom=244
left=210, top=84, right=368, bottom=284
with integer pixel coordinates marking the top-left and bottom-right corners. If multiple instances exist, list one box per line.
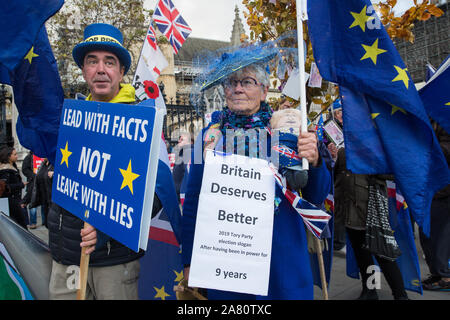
left=208, top=102, right=273, bottom=157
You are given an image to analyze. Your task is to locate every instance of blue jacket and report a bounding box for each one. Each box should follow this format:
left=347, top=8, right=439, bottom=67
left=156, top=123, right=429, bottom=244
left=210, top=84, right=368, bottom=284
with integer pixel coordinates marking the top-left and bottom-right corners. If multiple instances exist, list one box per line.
left=181, top=127, right=332, bottom=299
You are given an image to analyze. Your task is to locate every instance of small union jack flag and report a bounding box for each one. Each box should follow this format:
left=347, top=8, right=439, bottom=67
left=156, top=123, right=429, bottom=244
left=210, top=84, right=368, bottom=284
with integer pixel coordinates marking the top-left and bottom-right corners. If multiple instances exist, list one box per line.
left=146, top=23, right=158, bottom=50
left=271, top=165, right=331, bottom=239
left=153, top=0, right=192, bottom=54
left=386, top=180, right=408, bottom=211
left=273, top=145, right=302, bottom=161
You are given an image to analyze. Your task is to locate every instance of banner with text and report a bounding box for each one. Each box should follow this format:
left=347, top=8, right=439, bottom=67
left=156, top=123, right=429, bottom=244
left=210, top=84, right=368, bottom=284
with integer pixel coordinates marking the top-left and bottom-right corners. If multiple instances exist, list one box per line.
left=52, top=99, right=164, bottom=252
left=189, top=150, right=275, bottom=295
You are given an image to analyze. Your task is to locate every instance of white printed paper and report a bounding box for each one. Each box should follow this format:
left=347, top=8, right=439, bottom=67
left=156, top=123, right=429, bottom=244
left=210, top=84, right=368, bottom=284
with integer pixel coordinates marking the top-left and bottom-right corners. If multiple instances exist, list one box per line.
left=188, top=151, right=275, bottom=295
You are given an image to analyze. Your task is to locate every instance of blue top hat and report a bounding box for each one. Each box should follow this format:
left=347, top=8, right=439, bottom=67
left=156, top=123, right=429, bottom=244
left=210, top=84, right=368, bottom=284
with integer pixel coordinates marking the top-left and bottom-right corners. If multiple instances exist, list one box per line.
left=72, top=23, right=131, bottom=74
left=199, top=43, right=279, bottom=91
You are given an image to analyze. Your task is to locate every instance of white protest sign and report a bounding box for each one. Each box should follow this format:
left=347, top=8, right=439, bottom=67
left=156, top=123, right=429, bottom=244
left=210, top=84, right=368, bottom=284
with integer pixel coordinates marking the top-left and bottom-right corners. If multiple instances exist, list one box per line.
left=282, top=68, right=310, bottom=101
left=188, top=150, right=275, bottom=296
left=308, top=62, right=323, bottom=88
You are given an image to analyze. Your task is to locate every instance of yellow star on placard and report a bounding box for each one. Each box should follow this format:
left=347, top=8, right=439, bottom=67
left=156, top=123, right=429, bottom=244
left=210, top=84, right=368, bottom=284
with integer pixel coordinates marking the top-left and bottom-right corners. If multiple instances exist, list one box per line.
left=174, top=270, right=184, bottom=283
left=60, top=142, right=72, bottom=168
left=391, top=105, right=407, bottom=116
left=153, top=285, right=170, bottom=300
left=24, top=47, right=39, bottom=64
left=349, top=6, right=375, bottom=32
left=392, top=65, right=410, bottom=89
left=361, top=39, right=387, bottom=65
left=445, top=102, right=450, bottom=106
left=119, top=160, right=140, bottom=194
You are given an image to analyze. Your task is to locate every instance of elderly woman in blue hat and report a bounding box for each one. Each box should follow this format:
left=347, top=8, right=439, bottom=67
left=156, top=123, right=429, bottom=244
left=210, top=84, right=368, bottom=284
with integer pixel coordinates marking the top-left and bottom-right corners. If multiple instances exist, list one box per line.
left=181, top=45, right=332, bottom=299
left=47, top=23, right=162, bottom=300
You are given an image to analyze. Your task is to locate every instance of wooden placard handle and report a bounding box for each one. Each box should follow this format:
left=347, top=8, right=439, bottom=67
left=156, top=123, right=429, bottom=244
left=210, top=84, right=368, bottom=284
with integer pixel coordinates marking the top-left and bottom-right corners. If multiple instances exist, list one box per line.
left=77, top=222, right=91, bottom=300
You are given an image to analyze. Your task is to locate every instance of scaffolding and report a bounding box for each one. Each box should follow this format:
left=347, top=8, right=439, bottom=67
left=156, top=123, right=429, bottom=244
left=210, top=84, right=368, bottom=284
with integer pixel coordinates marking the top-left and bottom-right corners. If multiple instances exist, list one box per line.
left=395, top=2, right=449, bottom=83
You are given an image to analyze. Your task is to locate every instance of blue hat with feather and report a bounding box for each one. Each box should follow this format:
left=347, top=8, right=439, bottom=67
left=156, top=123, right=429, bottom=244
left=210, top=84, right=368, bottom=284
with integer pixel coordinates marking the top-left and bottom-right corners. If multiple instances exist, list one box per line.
left=199, top=43, right=279, bottom=91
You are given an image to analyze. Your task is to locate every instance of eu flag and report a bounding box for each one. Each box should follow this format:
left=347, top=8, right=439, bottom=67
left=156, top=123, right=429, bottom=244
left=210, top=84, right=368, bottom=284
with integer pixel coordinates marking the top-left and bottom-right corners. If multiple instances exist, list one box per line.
left=138, top=140, right=183, bottom=300
left=307, top=0, right=450, bottom=235
left=316, top=114, right=324, bottom=142
left=419, top=56, right=450, bottom=134
left=0, top=0, right=64, bottom=71
left=8, top=26, right=64, bottom=165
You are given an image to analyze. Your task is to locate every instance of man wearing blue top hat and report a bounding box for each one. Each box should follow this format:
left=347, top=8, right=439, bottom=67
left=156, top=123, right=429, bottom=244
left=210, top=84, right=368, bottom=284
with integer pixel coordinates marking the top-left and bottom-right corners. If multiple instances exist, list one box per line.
left=47, top=23, right=162, bottom=300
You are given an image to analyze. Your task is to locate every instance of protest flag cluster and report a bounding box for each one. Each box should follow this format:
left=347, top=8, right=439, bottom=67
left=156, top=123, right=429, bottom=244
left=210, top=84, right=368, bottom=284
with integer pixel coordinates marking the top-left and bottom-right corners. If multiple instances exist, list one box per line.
left=307, top=0, right=450, bottom=236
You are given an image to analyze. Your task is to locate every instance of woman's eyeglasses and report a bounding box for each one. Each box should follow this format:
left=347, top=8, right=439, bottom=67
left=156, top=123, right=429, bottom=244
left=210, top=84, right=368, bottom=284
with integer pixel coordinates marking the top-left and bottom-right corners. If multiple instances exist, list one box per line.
left=223, top=77, right=261, bottom=90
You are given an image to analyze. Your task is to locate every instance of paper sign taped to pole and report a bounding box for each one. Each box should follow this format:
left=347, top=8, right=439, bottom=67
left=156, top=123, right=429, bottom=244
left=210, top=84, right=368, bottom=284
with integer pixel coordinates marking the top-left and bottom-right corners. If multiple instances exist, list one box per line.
left=282, top=68, right=310, bottom=101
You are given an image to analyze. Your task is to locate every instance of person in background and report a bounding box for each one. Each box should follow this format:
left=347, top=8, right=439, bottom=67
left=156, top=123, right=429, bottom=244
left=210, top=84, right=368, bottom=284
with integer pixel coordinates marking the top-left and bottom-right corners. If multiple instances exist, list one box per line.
left=419, top=120, right=450, bottom=291
left=334, top=144, right=408, bottom=300
left=33, top=158, right=53, bottom=228
left=21, top=150, right=37, bottom=229
left=277, top=96, right=294, bottom=110
left=326, top=100, right=346, bottom=252
left=172, top=132, right=192, bottom=203
left=0, top=147, right=27, bottom=229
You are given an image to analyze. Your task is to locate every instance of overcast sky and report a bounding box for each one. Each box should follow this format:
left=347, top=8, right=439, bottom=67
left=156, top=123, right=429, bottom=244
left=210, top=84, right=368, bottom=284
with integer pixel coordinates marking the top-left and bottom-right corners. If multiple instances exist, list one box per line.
left=144, top=0, right=423, bottom=42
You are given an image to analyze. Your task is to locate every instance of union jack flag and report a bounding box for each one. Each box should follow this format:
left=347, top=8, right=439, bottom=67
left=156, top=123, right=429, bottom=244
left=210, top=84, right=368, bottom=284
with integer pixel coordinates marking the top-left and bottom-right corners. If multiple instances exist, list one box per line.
left=271, top=165, right=331, bottom=239
left=272, top=145, right=302, bottom=161
left=146, top=23, right=158, bottom=51
left=386, top=180, right=408, bottom=211
left=153, top=0, right=192, bottom=54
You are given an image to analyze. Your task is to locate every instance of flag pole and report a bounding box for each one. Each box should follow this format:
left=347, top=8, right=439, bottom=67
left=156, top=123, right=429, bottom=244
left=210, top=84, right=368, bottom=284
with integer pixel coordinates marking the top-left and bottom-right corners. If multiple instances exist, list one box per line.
left=296, top=0, right=309, bottom=171
left=314, top=237, right=329, bottom=300
left=297, top=0, right=329, bottom=300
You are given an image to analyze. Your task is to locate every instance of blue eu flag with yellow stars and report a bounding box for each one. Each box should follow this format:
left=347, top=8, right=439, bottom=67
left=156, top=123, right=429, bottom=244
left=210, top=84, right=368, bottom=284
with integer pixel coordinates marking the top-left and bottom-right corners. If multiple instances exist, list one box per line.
left=307, top=0, right=450, bottom=235
left=419, top=55, right=450, bottom=134
left=8, top=26, right=64, bottom=165
left=0, top=0, right=65, bottom=164
left=0, top=0, right=64, bottom=71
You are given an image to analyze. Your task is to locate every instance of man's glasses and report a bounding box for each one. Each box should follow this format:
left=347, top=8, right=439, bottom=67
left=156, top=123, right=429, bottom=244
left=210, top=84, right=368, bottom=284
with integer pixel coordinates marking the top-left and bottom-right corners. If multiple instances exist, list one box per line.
left=223, top=77, right=261, bottom=90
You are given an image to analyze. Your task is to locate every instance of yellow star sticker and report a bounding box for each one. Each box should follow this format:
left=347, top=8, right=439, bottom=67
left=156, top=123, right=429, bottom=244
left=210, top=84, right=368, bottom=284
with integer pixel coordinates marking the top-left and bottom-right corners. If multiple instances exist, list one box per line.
left=391, top=105, right=407, bottom=116
left=445, top=102, right=450, bottom=106
left=361, top=39, right=387, bottom=65
left=60, top=142, right=72, bottom=168
left=392, top=65, right=410, bottom=89
left=349, top=6, right=375, bottom=32
left=24, top=47, right=39, bottom=64
left=371, top=113, right=380, bottom=120
left=174, top=270, right=184, bottom=283
left=119, top=160, right=140, bottom=194
left=153, top=286, right=170, bottom=300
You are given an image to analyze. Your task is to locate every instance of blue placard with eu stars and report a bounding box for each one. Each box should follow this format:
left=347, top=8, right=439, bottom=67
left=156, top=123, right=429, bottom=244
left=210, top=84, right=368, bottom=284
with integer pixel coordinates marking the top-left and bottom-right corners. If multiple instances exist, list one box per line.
left=52, top=99, right=163, bottom=252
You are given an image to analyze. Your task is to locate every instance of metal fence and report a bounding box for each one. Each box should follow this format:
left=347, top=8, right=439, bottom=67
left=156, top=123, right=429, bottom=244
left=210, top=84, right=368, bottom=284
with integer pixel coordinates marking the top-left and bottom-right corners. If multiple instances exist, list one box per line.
left=163, top=103, right=205, bottom=148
